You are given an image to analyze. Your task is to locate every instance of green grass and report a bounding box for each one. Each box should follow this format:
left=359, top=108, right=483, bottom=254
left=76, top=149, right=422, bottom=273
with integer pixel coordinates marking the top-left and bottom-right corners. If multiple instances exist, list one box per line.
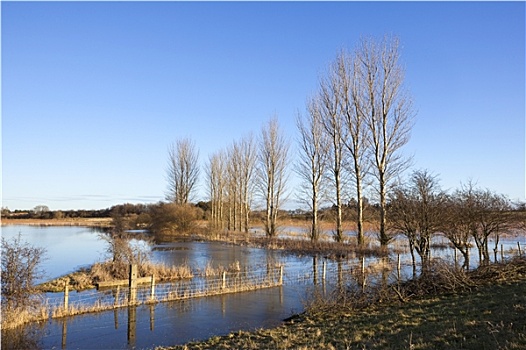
left=160, top=260, right=526, bottom=350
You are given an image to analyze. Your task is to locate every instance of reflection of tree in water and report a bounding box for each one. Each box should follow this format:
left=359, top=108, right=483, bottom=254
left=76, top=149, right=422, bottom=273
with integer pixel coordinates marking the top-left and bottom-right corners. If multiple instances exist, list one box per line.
left=1, top=323, right=45, bottom=350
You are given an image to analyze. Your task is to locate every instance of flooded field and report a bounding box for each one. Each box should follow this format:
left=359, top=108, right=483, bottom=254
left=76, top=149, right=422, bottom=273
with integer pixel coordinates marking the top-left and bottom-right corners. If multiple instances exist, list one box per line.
left=1, top=225, right=524, bottom=349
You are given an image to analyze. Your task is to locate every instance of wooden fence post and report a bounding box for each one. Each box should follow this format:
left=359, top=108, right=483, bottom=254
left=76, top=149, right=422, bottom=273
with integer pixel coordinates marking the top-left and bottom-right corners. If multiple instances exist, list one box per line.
left=64, top=281, right=69, bottom=312
left=322, top=261, right=326, bottom=283
left=361, top=256, right=366, bottom=292
left=501, top=244, right=504, bottom=262
left=397, top=254, right=401, bottom=282
left=150, top=275, right=155, bottom=301
left=279, top=265, right=283, bottom=285
left=115, top=286, right=120, bottom=306
left=221, top=271, right=226, bottom=290
left=519, top=242, right=522, bottom=257
left=129, top=264, right=137, bottom=304
left=62, top=319, right=67, bottom=349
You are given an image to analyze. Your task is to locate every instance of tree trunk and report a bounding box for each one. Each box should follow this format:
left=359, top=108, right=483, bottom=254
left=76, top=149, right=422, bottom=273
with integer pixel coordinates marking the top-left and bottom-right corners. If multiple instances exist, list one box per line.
left=379, top=178, right=389, bottom=246
left=409, top=240, right=417, bottom=278
left=356, top=174, right=364, bottom=246
left=311, top=189, right=319, bottom=241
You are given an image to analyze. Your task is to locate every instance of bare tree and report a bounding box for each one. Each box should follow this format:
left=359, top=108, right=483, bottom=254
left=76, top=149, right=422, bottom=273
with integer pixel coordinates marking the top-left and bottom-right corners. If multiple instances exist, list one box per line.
left=443, top=182, right=479, bottom=270
left=238, top=134, right=258, bottom=233
left=389, top=170, right=446, bottom=276
left=226, top=142, right=241, bottom=231
left=258, top=117, right=290, bottom=238
left=336, top=49, right=370, bottom=246
left=470, top=188, right=511, bottom=265
left=1, top=234, right=46, bottom=313
left=206, top=150, right=227, bottom=230
left=166, top=138, right=200, bottom=204
left=354, top=36, right=414, bottom=246
left=206, top=135, right=256, bottom=234
left=319, top=64, right=347, bottom=242
left=296, top=98, right=330, bottom=241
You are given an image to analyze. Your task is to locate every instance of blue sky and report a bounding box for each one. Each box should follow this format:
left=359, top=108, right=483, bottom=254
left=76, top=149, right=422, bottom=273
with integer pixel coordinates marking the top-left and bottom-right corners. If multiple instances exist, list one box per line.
left=2, top=1, right=525, bottom=211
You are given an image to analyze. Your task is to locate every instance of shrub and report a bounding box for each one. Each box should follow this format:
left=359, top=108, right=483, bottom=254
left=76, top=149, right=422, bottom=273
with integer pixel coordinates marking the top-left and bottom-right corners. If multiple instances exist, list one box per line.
left=1, top=234, right=46, bottom=311
left=149, top=203, right=202, bottom=235
left=1, top=234, right=47, bottom=328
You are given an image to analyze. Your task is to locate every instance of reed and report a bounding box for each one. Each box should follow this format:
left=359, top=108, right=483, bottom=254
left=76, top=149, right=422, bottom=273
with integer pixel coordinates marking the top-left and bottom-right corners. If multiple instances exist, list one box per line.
left=50, top=299, right=126, bottom=318
left=248, top=237, right=389, bottom=259
left=1, top=304, right=49, bottom=330
left=38, top=260, right=194, bottom=293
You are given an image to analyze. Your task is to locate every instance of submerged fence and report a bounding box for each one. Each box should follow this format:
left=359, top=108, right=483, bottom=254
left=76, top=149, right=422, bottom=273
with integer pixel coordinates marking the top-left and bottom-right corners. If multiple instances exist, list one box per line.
left=45, top=240, right=525, bottom=320
left=47, top=264, right=284, bottom=318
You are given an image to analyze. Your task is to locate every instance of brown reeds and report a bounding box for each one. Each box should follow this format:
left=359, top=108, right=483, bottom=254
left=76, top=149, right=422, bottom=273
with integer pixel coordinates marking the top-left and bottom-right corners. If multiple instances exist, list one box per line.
left=1, top=303, right=49, bottom=330
left=247, top=237, right=389, bottom=259
left=306, top=256, right=526, bottom=317
left=38, top=261, right=194, bottom=293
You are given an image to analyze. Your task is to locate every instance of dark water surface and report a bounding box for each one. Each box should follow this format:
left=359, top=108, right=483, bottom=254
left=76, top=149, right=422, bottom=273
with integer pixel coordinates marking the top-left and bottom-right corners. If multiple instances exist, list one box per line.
left=1, top=225, right=109, bottom=283
left=6, top=285, right=305, bottom=349
left=1, top=225, right=311, bottom=349
left=2, top=225, right=524, bottom=349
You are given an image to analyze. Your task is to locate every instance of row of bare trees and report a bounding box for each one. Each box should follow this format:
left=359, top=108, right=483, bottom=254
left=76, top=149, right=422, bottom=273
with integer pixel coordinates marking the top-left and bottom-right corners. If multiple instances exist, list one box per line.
left=205, top=119, right=289, bottom=237
left=165, top=119, right=290, bottom=238
left=389, top=171, right=513, bottom=274
left=296, top=35, right=413, bottom=245
left=164, top=35, right=517, bottom=262
left=165, top=36, right=414, bottom=242
left=206, top=134, right=258, bottom=233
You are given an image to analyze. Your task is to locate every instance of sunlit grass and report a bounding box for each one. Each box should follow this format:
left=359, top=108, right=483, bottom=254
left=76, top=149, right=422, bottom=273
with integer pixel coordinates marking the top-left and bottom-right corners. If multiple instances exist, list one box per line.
left=160, top=259, right=526, bottom=350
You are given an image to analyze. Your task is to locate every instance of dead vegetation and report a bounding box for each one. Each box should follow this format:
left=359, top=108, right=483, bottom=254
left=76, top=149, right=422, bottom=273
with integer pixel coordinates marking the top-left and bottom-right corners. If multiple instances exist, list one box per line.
left=37, top=261, right=193, bottom=292
left=210, top=235, right=392, bottom=260
left=161, top=257, right=526, bottom=350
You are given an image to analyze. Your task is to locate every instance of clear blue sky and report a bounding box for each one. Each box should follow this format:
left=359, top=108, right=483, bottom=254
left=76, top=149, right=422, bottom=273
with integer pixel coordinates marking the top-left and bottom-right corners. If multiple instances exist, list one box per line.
left=2, top=1, right=525, bottom=211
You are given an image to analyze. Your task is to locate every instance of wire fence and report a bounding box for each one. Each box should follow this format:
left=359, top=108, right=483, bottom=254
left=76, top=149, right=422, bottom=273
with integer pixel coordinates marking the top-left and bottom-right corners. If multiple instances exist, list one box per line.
left=45, top=241, right=525, bottom=320
left=282, top=243, right=526, bottom=292
left=47, top=266, right=284, bottom=318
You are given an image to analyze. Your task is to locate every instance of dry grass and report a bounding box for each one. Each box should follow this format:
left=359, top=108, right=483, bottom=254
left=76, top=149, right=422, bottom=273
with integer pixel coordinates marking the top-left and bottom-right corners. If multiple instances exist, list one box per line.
left=199, top=261, right=222, bottom=277
left=159, top=257, right=526, bottom=350
left=1, top=303, right=49, bottom=330
left=246, top=237, right=390, bottom=259
left=1, top=217, right=112, bottom=227
left=38, top=260, right=194, bottom=292
left=50, top=299, right=122, bottom=318
left=197, top=260, right=242, bottom=277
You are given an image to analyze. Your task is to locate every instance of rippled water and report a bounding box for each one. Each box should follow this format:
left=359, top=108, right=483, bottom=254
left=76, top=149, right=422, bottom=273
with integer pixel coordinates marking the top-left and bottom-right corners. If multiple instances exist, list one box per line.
left=1, top=225, right=524, bottom=349
left=1, top=225, right=312, bottom=349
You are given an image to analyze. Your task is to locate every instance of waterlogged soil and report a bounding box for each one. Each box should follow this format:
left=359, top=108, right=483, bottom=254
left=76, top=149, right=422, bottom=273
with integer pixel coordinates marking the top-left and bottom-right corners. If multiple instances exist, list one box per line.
left=162, top=280, right=526, bottom=350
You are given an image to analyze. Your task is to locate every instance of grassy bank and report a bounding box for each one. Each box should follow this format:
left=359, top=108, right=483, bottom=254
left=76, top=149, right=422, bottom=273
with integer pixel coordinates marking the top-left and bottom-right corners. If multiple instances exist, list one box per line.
left=37, top=260, right=194, bottom=292
left=160, top=259, right=526, bottom=350
left=1, top=217, right=113, bottom=227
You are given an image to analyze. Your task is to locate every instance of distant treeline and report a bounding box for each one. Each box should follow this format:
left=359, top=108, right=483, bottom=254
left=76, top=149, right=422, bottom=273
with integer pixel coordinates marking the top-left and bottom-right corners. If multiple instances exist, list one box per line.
left=2, top=200, right=389, bottom=223
left=2, top=207, right=112, bottom=220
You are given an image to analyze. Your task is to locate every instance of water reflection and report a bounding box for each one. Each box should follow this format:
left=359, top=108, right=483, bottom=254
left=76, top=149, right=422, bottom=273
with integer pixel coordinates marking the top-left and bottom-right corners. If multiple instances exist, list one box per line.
left=1, top=324, right=45, bottom=350
left=1, top=225, right=108, bottom=282
left=2, top=225, right=524, bottom=349
left=1, top=285, right=303, bottom=350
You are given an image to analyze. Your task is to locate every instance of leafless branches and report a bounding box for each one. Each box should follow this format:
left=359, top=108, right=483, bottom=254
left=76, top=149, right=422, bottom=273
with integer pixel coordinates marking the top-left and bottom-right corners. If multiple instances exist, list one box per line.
left=1, top=234, right=46, bottom=313
left=206, top=150, right=227, bottom=230
left=319, top=57, right=347, bottom=242
left=258, top=117, right=290, bottom=237
left=353, top=35, right=414, bottom=246
left=166, top=138, right=200, bottom=204
left=296, top=98, right=330, bottom=241
left=389, top=170, right=447, bottom=275
left=206, top=134, right=257, bottom=233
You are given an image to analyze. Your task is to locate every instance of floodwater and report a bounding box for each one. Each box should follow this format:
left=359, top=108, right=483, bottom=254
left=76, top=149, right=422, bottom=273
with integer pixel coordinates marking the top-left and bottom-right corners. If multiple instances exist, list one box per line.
left=1, top=225, right=312, bottom=349
left=3, top=286, right=306, bottom=349
left=1, top=225, right=109, bottom=283
left=1, top=225, right=524, bottom=349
